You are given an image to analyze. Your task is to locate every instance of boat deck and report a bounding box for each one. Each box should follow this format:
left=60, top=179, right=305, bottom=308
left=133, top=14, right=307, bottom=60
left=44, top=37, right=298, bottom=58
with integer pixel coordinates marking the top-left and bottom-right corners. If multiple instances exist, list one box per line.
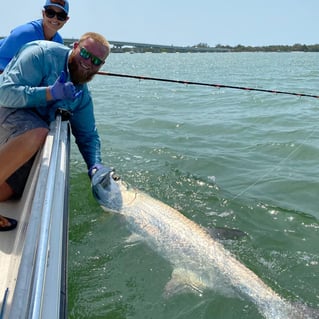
left=0, top=156, right=40, bottom=317
left=0, top=116, right=69, bottom=319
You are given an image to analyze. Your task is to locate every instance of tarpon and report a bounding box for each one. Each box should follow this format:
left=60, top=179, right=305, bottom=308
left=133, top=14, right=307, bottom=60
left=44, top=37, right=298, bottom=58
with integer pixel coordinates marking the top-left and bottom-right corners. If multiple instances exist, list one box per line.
left=92, top=167, right=318, bottom=319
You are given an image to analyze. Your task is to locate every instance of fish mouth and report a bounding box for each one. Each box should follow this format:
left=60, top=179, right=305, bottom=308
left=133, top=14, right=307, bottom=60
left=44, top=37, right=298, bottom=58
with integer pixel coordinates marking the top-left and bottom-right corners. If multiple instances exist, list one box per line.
left=91, top=167, right=123, bottom=212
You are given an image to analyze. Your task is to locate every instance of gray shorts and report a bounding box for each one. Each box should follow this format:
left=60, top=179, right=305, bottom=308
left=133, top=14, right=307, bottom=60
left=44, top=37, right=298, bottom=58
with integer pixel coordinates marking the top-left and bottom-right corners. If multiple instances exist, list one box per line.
left=0, top=108, right=49, bottom=198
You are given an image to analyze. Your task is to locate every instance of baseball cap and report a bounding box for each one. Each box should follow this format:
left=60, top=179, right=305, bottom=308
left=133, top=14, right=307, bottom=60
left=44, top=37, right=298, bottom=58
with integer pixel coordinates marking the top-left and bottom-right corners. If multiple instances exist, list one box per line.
left=44, top=0, right=69, bottom=15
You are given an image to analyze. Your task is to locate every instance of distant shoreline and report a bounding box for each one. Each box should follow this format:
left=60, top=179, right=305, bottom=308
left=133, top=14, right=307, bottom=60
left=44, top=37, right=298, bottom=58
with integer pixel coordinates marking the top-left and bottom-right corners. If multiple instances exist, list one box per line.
left=65, top=39, right=319, bottom=53
left=1, top=36, right=319, bottom=53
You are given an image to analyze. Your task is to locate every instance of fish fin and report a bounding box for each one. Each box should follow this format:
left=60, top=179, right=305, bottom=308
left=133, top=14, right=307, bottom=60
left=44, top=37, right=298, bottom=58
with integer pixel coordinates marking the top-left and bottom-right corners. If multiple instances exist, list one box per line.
left=164, top=268, right=206, bottom=298
left=124, top=233, right=143, bottom=245
left=206, top=226, right=247, bottom=241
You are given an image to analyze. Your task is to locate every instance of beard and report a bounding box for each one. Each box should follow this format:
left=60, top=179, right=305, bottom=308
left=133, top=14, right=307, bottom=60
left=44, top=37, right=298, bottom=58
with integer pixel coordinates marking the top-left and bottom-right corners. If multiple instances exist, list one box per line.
left=68, top=53, right=95, bottom=85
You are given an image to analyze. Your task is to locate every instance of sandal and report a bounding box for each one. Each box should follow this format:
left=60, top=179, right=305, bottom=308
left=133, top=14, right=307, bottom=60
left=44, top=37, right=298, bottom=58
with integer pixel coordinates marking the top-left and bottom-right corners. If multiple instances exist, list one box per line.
left=0, top=215, right=17, bottom=231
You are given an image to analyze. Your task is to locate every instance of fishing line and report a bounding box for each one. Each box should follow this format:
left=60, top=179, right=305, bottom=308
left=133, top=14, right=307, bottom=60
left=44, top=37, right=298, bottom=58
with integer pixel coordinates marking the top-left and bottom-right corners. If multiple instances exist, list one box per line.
left=231, top=125, right=318, bottom=201
left=98, top=71, right=319, bottom=99
left=97, top=70, right=319, bottom=202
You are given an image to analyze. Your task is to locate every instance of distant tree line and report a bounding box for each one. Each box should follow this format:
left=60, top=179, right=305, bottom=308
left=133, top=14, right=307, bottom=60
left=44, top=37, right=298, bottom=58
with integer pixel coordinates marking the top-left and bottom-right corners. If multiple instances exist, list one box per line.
left=196, top=43, right=319, bottom=52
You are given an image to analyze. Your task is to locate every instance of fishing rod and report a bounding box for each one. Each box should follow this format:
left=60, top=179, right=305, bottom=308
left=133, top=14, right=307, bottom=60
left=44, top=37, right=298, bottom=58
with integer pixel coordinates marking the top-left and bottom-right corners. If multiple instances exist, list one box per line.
left=97, top=71, right=319, bottom=99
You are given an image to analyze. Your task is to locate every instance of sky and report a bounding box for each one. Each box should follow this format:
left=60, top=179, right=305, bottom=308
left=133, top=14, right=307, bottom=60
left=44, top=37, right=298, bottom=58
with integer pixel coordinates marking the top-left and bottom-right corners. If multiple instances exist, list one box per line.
left=2, top=0, right=319, bottom=47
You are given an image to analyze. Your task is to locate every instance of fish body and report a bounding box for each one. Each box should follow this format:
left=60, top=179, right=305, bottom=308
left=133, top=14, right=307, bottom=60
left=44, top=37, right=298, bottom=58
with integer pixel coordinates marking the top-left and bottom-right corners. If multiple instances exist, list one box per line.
left=92, top=168, right=318, bottom=319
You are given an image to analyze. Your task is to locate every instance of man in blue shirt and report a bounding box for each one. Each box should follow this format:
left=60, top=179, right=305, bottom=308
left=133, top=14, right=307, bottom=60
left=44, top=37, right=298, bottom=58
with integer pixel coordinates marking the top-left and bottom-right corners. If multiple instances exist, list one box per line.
left=0, top=0, right=69, bottom=72
left=0, top=32, right=110, bottom=230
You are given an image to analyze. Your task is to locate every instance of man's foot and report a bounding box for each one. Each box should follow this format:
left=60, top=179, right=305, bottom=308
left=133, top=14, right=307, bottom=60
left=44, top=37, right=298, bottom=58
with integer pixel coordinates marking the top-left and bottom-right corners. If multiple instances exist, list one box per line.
left=0, top=215, right=17, bottom=231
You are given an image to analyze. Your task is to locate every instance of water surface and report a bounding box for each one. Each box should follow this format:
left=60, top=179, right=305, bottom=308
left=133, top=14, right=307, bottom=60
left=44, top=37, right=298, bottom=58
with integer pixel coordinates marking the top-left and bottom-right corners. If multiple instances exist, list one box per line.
left=68, top=52, right=319, bottom=319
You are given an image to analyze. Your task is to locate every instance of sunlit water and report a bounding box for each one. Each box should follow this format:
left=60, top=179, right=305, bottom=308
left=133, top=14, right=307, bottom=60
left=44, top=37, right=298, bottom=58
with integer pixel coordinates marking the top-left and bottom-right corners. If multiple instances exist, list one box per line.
left=68, top=52, right=319, bottom=319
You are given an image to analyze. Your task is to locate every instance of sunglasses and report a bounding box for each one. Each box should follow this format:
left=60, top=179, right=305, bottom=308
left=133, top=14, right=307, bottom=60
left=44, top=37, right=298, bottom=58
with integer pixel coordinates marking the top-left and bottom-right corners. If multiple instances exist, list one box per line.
left=79, top=47, right=105, bottom=66
left=44, top=8, right=68, bottom=21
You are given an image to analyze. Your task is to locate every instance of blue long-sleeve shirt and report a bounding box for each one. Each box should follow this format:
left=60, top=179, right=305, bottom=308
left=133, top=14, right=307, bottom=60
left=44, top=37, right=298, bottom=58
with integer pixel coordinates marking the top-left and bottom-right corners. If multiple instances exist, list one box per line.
left=0, top=19, right=63, bottom=71
left=0, top=40, right=102, bottom=169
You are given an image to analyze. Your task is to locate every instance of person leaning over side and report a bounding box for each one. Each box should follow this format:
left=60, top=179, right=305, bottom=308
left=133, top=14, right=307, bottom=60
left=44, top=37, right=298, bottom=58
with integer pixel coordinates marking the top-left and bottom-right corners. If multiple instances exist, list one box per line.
left=0, top=32, right=110, bottom=231
left=0, top=0, right=69, bottom=230
left=0, top=0, right=70, bottom=72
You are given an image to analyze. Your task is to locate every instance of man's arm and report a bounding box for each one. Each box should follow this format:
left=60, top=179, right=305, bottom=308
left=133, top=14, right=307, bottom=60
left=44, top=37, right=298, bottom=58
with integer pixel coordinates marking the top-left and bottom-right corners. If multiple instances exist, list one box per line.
left=69, top=92, right=102, bottom=170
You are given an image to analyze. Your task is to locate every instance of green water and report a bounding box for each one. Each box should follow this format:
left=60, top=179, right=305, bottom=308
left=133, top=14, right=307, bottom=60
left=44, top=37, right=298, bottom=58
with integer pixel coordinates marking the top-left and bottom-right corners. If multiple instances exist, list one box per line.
left=68, top=52, right=319, bottom=318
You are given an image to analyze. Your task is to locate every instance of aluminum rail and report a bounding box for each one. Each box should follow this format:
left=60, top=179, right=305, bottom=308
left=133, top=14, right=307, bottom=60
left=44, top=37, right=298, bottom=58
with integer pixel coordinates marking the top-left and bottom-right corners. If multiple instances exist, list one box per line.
left=7, top=115, right=70, bottom=319
left=31, top=114, right=62, bottom=317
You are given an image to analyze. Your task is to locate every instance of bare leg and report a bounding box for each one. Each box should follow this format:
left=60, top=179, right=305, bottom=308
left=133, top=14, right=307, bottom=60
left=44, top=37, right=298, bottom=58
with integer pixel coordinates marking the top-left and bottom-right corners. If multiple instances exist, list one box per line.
left=0, top=127, right=49, bottom=202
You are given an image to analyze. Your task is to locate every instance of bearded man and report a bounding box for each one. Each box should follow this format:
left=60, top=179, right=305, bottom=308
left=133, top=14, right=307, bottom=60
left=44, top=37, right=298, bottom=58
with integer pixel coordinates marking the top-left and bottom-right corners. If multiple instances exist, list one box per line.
left=0, top=32, right=110, bottom=229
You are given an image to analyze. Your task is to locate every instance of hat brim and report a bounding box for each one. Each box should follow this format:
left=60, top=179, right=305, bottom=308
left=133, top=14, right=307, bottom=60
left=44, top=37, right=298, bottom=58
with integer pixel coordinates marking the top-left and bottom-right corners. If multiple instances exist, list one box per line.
left=44, top=4, right=68, bottom=15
